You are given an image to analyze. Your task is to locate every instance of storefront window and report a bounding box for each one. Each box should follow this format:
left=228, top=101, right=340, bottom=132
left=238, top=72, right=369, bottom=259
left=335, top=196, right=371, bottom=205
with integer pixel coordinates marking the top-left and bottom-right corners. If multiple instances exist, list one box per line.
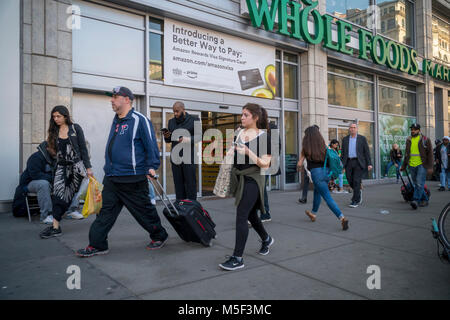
left=377, top=0, right=414, bottom=47
left=326, top=0, right=372, bottom=30
left=275, top=50, right=298, bottom=99
left=285, top=111, right=299, bottom=184
left=432, top=15, right=450, bottom=65
left=379, top=79, right=416, bottom=116
left=328, top=65, right=374, bottom=111
left=149, top=18, right=163, bottom=81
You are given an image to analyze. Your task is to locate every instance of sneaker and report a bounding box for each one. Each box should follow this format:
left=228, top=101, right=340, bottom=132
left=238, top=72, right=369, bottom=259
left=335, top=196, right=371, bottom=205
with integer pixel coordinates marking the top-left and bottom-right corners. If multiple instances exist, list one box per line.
left=298, top=198, right=307, bottom=204
left=41, top=215, right=53, bottom=225
left=349, top=201, right=358, bottom=208
left=258, top=236, right=274, bottom=255
left=260, top=213, right=271, bottom=222
left=39, top=226, right=62, bottom=239
left=66, top=211, right=84, bottom=220
left=151, top=199, right=156, bottom=205
left=438, top=187, right=445, bottom=191
left=341, top=218, right=349, bottom=231
left=219, top=256, right=244, bottom=271
left=146, top=237, right=168, bottom=250
left=76, top=245, right=109, bottom=257
left=419, top=201, right=429, bottom=207
left=410, top=201, right=418, bottom=210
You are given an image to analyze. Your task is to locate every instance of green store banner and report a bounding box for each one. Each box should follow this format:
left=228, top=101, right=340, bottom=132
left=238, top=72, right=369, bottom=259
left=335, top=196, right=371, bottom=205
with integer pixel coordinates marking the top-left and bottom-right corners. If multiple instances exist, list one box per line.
left=379, top=115, right=416, bottom=177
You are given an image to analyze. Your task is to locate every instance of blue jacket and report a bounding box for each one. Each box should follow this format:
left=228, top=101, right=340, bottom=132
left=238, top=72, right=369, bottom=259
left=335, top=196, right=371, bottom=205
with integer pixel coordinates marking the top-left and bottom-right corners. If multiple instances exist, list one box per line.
left=104, top=108, right=160, bottom=176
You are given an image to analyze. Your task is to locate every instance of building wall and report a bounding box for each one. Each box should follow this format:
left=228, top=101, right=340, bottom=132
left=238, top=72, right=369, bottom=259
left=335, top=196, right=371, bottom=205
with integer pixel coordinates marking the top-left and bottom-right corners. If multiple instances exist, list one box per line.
left=0, top=0, right=20, bottom=211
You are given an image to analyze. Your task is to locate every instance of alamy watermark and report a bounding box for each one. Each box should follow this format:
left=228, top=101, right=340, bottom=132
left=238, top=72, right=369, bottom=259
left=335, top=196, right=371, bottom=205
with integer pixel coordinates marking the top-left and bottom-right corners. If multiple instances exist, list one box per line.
left=66, top=265, right=81, bottom=290
left=366, top=265, right=381, bottom=290
left=66, top=5, right=81, bottom=30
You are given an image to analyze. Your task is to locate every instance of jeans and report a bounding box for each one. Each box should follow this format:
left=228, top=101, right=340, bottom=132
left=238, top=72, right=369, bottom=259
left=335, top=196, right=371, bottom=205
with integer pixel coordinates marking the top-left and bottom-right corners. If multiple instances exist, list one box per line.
left=338, top=173, right=344, bottom=189
left=67, top=178, right=89, bottom=213
left=148, top=181, right=156, bottom=201
left=385, top=160, right=401, bottom=179
left=409, top=165, right=428, bottom=202
left=440, top=167, right=450, bottom=188
left=27, top=180, right=52, bottom=220
left=310, top=167, right=343, bottom=219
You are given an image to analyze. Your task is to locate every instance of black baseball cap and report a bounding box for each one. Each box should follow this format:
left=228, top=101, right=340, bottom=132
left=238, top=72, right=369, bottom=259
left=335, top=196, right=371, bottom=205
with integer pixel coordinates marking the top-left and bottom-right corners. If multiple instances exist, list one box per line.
left=410, top=123, right=421, bottom=130
left=106, top=86, right=134, bottom=100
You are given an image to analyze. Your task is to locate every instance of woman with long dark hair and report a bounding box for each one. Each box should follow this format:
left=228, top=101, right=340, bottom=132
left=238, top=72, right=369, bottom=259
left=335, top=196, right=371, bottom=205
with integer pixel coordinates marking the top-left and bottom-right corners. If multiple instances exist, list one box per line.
left=384, top=143, right=402, bottom=183
left=40, top=105, right=93, bottom=239
left=297, top=126, right=348, bottom=230
left=219, top=103, right=273, bottom=271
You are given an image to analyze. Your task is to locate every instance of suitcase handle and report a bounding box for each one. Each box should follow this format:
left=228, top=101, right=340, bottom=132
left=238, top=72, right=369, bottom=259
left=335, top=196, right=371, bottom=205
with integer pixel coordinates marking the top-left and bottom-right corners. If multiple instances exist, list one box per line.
left=148, top=175, right=180, bottom=216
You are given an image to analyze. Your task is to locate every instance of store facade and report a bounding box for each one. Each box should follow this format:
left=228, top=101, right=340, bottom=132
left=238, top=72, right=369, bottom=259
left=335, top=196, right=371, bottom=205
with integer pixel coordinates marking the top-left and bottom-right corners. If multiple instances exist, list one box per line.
left=1, top=0, right=449, bottom=210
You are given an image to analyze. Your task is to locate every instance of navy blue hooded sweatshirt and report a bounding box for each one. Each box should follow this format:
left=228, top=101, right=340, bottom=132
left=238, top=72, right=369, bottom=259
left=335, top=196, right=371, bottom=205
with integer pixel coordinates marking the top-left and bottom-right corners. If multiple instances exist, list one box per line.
left=104, top=108, right=160, bottom=177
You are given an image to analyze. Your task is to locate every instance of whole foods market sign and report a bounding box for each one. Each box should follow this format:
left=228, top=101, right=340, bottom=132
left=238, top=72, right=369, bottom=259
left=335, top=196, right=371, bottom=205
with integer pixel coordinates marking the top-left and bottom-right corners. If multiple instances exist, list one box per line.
left=246, top=0, right=450, bottom=83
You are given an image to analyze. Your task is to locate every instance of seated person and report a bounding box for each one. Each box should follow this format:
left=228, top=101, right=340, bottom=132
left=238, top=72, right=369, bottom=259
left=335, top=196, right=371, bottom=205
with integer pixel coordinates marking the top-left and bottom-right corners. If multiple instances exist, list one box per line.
left=13, top=141, right=55, bottom=223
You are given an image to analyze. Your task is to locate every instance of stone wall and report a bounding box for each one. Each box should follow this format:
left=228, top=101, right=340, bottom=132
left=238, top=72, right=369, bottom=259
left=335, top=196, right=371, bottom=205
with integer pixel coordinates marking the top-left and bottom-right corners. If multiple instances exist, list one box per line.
left=22, top=0, right=73, bottom=170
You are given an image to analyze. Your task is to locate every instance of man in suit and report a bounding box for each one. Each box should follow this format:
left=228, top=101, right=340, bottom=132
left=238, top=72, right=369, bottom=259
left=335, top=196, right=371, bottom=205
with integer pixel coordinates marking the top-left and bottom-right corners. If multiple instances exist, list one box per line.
left=341, top=122, right=373, bottom=208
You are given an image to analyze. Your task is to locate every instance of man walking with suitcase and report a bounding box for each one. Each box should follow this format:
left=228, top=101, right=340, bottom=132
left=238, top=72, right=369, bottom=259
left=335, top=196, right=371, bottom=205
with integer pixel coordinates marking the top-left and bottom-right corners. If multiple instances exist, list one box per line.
left=76, top=86, right=168, bottom=257
left=400, top=123, right=434, bottom=209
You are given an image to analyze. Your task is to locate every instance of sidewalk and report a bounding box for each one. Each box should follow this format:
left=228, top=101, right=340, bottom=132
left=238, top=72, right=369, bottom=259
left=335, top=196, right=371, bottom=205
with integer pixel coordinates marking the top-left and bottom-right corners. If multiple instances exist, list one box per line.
left=1, top=181, right=450, bottom=300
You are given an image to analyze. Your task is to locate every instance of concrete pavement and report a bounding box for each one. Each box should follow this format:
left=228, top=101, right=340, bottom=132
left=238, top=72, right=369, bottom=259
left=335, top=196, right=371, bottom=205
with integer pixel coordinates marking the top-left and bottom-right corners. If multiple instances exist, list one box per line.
left=1, top=181, right=450, bottom=300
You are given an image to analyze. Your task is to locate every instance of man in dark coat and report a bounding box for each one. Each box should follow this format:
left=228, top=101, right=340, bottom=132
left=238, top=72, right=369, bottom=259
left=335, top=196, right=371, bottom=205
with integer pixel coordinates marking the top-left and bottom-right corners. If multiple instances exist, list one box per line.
left=341, top=122, right=372, bottom=208
left=163, top=101, right=201, bottom=201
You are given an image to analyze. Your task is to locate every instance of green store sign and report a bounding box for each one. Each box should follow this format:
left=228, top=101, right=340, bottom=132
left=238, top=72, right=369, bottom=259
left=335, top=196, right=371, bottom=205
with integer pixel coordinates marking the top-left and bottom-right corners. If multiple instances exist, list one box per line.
left=246, top=0, right=450, bottom=83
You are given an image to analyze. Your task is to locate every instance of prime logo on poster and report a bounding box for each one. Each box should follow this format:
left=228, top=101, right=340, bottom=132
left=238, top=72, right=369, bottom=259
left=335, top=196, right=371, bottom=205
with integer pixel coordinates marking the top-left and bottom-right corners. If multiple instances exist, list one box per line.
left=164, top=18, right=276, bottom=99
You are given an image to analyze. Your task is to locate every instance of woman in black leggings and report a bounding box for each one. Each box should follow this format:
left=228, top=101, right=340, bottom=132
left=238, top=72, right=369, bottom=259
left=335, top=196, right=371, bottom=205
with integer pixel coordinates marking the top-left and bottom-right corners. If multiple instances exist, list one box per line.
left=219, top=103, right=273, bottom=271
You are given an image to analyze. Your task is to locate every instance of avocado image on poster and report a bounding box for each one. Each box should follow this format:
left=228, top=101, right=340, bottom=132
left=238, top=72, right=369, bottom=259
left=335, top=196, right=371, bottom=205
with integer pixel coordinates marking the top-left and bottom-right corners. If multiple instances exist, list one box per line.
left=251, top=88, right=274, bottom=99
left=264, top=64, right=276, bottom=96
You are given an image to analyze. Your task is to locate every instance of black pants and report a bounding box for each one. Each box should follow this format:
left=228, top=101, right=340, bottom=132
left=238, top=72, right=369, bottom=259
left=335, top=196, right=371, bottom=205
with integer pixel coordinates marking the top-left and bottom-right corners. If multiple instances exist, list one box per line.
left=88, top=176, right=168, bottom=251
left=171, top=162, right=197, bottom=200
left=345, top=158, right=364, bottom=203
left=233, top=177, right=269, bottom=257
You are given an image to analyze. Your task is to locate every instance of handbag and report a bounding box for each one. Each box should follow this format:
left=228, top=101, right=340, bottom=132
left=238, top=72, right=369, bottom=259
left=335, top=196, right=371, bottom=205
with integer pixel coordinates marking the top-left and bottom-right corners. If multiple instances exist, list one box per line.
left=213, top=129, right=243, bottom=198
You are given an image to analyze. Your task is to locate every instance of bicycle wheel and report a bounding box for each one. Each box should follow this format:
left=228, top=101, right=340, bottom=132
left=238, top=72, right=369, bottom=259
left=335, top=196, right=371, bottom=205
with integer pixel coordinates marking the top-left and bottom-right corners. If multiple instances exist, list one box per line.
left=437, top=202, right=450, bottom=248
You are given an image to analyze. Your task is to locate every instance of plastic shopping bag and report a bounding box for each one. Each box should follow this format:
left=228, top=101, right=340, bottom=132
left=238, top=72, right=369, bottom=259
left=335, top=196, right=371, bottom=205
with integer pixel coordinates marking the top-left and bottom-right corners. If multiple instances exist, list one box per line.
left=81, top=176, right=103, bottom=218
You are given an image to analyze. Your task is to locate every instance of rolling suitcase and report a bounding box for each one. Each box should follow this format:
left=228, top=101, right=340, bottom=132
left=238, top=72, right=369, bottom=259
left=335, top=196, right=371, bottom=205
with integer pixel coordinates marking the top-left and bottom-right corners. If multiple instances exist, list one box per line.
left=150, top=177, right=216, bottom=247
left=400, top=169, right=431, bottom=202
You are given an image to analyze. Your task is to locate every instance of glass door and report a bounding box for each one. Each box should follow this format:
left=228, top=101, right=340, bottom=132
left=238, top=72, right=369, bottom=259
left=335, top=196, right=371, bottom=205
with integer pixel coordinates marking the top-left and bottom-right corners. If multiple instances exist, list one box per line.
left=163, top=109, right=202, bottom=198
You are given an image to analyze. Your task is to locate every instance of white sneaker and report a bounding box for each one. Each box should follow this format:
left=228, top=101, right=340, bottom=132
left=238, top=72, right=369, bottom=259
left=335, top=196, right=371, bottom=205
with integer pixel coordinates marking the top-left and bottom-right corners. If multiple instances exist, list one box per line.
left=66, top=211, right=84, bottom=220
left=42, top=215, right=53, bottom=225
left=151, top=199, right=156, bottom=205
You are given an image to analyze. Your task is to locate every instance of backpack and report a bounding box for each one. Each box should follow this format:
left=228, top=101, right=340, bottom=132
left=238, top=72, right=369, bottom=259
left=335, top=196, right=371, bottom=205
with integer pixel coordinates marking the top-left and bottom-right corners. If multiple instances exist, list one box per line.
left=324, top=148, right=343, bottom=179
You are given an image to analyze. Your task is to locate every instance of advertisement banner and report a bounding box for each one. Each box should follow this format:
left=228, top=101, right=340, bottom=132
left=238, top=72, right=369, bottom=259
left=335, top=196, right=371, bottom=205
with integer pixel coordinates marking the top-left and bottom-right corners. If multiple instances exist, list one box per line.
left=164, top=18, right=276, bottom=99
left=379, top=114, right=416, bottom=177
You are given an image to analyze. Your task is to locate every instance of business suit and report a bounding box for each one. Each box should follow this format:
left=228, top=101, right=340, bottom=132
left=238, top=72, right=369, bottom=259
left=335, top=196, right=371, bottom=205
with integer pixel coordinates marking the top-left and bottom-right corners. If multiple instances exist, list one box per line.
left=341, top=134, right=372, bottom=204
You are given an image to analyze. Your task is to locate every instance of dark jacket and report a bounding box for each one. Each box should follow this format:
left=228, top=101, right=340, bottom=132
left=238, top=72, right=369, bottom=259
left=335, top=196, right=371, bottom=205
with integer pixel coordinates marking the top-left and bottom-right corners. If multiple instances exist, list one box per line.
left=341, top=134, right=372, bottom=170
left=435, top=143, right=450, bottom=172
left=104, top=108, right=160, bottom=176
left=12, top=142, right=55, bottom=217
left=401, top=134, right=433, bottom=170
left=55, top=123, right=91, bottom=169
left=164, top=112, right=201, bottom=164
left=390, top=149, right=403, bottom=162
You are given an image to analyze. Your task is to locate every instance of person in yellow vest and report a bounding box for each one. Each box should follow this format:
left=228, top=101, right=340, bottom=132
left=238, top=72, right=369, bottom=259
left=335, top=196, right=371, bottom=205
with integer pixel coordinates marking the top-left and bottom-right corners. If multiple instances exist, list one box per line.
left=400, top=123, right=434, bottom=209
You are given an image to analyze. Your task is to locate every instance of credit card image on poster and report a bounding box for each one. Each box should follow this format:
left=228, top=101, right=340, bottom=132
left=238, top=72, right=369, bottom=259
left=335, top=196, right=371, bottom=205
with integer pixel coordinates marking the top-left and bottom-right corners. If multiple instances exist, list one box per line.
left=238, top=68, right=264, bottom=91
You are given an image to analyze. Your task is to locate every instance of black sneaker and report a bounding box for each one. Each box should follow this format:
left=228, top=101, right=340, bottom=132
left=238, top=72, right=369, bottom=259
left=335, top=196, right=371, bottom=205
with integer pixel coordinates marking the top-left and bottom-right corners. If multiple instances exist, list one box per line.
left=219, top=256, right=244, bottom=271
left=438, top=187, right=445, bottom=191
left=298, top=198, right=307, bottom=204
left=39, top=226, right=62, bottom=239
left=76, top=245, right=109, bottom=257
left=258, top=236, right=274, bottom=255
left=348, top=201, right=358, bottom=208
left=146, top=237, right=168, bottom=250
left=260, top=213, right=272, bottom=222
left=410, top=201, right=418, bottom=210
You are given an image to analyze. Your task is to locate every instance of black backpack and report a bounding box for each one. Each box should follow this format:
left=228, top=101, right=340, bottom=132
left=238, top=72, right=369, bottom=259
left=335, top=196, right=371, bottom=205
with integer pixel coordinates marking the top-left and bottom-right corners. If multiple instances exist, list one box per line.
left=12, top=185, right=27, bottom=217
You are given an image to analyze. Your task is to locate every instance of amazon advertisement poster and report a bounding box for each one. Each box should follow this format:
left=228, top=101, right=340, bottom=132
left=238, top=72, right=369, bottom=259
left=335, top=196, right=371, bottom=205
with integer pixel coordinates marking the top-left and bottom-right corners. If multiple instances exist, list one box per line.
left=379, top=114, right=416, bottom=177
left=164, top=18, right=276, bottom=99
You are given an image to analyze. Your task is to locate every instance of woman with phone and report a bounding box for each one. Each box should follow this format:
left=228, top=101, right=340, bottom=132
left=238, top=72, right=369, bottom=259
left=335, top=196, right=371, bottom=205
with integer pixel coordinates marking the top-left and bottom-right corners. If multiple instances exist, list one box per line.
left=219, top=103, right=273, bottom=271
